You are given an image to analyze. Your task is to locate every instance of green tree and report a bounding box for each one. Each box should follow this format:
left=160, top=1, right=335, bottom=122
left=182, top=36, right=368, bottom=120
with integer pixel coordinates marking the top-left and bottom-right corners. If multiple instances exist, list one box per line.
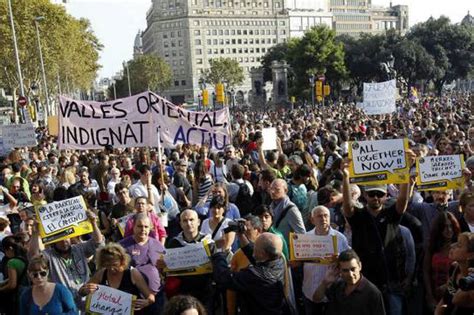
left=287, top=26, right=347, bottom=97
left=260, top=42, right=291, bottom=82
left=0, top=0, right=102, bottom=103
left=392, top=38, right=435, bottom=88
left=407, top=16, right=474, bottom=95
left=203, top=57, right=245, bottom=88
left=110, top=54, right=172, bottom=98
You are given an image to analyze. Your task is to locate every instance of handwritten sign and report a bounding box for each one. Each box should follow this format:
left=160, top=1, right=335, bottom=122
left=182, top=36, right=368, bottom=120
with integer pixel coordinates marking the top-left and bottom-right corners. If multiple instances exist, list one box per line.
left=164, top=242, right=212, bottom=276
left=86, top=285, right=135, bottom=315
left=416, top=155, right=465, bottom=191
left=362, top=80, right=396, bottom=115
left=261, top=128, right=277, bottom=151
left=1, top=123, right=37, bottom=148
left=289, top=233, right=338, bottom=263
left=349, top=138, right=410, bottom=185
left=35, top=196, right=93, bottom=245
left=59, top=92, right=231, bottom=151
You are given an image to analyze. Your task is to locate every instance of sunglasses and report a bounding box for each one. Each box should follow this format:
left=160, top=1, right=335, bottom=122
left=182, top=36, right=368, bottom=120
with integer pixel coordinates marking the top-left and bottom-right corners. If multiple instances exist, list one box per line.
left=30, top=270, right=48, bottom=278
left=367, top=191, right=386, bottom=198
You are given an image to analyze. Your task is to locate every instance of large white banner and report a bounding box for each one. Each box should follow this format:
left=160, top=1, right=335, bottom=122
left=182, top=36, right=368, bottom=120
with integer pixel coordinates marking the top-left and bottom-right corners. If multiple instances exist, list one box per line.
left=59, top=92, right=231, bottom=150
left=362, top=79, right=396, bottom=115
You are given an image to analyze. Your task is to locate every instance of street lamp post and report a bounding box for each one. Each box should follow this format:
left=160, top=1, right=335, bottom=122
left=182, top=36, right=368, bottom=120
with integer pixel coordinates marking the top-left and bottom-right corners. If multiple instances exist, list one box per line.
left=112, top=80, right=117, bottom=100
left=123, top=61, right=131, bottom=96
left=212, top=92, right=216, bottom=111
left=199, top=79, right=206, bottom=111
left=231, top=89, right=235, bottom=111
left=34, top=16, right=50, bottom=121
left=8, top=0, right=26, bottom=123
left=309, top=74, right=315, bottom=109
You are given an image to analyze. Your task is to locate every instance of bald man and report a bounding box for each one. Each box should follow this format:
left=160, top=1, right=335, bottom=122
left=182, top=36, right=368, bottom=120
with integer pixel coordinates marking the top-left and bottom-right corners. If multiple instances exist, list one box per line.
left=269, top=179, right=305, bottom=245
left=160, top=210, right=214, bottom=311
left=212, top=232, right=290, bottom=314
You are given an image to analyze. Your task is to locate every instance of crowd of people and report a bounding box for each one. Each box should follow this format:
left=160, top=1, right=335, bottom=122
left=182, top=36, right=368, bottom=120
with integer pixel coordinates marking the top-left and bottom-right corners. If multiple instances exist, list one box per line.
left=0, top=92, right=473, bottom=315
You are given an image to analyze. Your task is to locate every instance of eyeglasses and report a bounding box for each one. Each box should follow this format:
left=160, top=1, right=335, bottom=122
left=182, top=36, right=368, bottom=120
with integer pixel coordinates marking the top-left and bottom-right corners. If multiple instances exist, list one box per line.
left=367, top=191, right=386, bottom=198
left=30, top=270, right=48, bottom=279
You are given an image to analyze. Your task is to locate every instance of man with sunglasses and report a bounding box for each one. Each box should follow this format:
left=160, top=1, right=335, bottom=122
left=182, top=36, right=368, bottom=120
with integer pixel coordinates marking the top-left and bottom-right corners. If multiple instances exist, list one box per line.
left=342, top=155, right=415, bottom=315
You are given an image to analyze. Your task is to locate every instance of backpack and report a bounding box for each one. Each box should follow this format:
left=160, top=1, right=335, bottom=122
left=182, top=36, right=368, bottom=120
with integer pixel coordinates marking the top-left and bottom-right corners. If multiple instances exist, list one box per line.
left=234, top=182, right=254, bottom=217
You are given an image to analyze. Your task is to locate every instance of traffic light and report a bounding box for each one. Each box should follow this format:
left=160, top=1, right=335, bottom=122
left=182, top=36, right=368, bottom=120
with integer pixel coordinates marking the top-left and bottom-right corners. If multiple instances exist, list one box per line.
left=316, top=81, right=323, bottom=97
left=324, top=84, right=331, bottom=97
left=216, top=83, right=224, bottom=103
left=202, top=89, right=209, bottom=107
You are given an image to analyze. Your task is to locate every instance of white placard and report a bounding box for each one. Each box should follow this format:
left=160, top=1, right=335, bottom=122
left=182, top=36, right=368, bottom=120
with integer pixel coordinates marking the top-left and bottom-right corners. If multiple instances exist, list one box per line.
left=418, top=155, right=463, bottom=182
left=37, top=196, right=89, bottom=234
left=1, top=123, right=37, bottom=148
left=261, top=128, right=277, bottom=151
left=164, top=243, right=210, bottom=270
left=86, top=285, right=134, bottom=315
left=362, top=80, right=396, bottom=115
left=290, top=233, right=336, bottom=261
left=351, top=139, right=406, bottom=175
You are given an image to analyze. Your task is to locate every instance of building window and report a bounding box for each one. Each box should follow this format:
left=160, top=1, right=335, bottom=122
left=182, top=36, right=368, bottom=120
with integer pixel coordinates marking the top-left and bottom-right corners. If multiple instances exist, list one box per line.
left=163, top=33, right=168, bottom=39
left=174, top=81, right=179, bottom=86
left=194, top=30, right=201, bottom=35
left=195, top=39, right=202, bottom=45
left=193, top=20, right=200, bottom=26
left=197, top=58, right=203, bottom=64
left=196, top=49, right=202, bottom=54
left=164, top=42, right=169, bottom=48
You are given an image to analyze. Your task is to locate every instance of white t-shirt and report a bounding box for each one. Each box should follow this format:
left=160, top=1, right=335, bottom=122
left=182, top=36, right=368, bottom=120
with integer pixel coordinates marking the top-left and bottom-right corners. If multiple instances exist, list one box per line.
left=200, top=217, right=232, bottom=242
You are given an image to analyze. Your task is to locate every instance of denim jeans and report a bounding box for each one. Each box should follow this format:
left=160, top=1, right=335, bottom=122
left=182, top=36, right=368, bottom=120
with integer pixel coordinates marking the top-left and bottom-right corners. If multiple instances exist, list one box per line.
left=386, top=292, right=405, bottom=315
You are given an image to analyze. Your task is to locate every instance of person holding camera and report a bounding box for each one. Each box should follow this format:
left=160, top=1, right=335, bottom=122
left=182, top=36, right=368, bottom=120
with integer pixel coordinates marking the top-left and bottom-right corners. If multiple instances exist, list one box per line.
left=435, top=232, right=474, bottom=315
left=226, top=215, right=263, bottom=315
left=211, top=231, right=291, bottom=315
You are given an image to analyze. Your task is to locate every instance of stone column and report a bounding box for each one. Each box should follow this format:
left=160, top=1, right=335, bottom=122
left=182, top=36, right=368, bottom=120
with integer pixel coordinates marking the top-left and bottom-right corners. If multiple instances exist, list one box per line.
left=271, top=61, right=290, bottom=107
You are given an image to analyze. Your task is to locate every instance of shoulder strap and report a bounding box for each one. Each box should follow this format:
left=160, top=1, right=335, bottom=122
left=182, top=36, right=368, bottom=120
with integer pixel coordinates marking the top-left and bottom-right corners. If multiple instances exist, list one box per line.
left=211, top=218, right=226, bottom=239
left=275, top=205, right=293, bottom=229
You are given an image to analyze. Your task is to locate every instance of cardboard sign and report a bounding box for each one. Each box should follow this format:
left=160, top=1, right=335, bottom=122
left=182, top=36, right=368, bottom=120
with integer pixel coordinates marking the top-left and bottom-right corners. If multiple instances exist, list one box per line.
left=86, top=285, right=135, bottom=315
left=261, top=128, right=277, bottom=151
left=416, top=155, right=465, bottom=191
left=59, top=92, right=231, bottom=151
left=48, top=115, right=59, bottom=136
left=349, top=138, right=410, bottom=185
left=1, top=123, right=37, bottom=148
left=35, top=196, right=93, bottom=245
left=163, top=242, right=213, bottom=276
left=362, top=80, right=397, bottom=115
left=289, top=233, right=338, bottom=263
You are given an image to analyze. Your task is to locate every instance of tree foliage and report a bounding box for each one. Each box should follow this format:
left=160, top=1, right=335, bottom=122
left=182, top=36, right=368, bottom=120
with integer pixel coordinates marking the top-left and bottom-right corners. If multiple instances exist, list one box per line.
left=0, top=0, right=102, bottom=102
left=407, top=16, right=474, bottom=94
left=203, top=57, right=245, bottom=88
left=111, top=54, right=172, bottom=98
left=287, top=26, right=347, bottom=92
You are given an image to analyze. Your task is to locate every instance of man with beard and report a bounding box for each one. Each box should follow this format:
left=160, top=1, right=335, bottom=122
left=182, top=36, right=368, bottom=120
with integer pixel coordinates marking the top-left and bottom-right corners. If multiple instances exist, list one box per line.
left=29, top=209, right=104, bottom=311
left=341, top=152, right=415, bottom=315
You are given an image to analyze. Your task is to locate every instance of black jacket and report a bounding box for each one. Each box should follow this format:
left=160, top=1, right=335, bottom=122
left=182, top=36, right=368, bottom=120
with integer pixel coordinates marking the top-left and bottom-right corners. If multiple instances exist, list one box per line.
left=211, top=244, right=287, bottom=315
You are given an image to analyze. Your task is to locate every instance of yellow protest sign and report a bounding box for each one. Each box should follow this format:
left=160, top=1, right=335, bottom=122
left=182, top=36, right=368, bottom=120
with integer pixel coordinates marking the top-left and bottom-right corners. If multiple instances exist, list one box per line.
left=348, top=138, right=410, bottom=185
left=416, top=155, right=465, bottom=191
left=163, top=241, right=213, bottom=276
left=35, top=196, right=93, bottom=245
left=316, top=81, right=323, bottom=97
left=86, top=285, right=136, bottom=315
left=216, top=83, right=224, bottom=103
left=48, top=115, right=59, bottom=136
left=202, top=89, right=209, bottom=106
left=289, top=233, right=338, bottom=264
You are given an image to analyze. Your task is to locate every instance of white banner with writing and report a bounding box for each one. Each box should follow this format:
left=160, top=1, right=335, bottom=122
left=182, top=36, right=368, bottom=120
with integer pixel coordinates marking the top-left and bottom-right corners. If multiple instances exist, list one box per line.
left=59, top=92, right=231, bottom=150
left=362, top=79, right=396, bottom=115
left=1, top=123, right=37, bottom=148
left=164, top=243, right=210, bottom=270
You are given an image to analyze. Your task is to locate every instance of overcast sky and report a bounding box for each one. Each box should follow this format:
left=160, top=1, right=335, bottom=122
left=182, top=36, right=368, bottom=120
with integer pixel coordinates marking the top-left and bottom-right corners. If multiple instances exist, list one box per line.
left=64, top=0, right=473, bottom=79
